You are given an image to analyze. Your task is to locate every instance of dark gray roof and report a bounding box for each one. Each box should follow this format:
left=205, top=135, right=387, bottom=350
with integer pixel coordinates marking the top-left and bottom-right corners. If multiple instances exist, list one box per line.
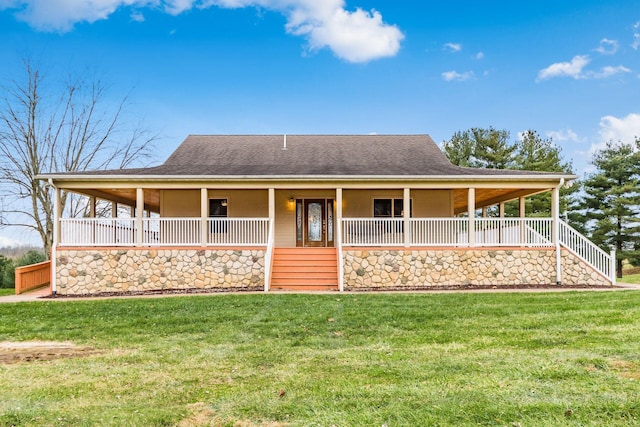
left=51, top=135, right=571, bottom=178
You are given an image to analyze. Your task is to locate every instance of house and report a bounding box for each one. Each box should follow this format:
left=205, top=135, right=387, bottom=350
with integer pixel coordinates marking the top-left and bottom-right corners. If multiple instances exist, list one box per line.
left=41, top=134, right=616, bottom=295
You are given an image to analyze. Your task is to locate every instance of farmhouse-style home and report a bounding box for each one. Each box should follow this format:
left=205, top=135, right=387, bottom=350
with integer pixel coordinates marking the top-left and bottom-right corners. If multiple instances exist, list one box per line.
left=41, top=134, right=616, bottom=295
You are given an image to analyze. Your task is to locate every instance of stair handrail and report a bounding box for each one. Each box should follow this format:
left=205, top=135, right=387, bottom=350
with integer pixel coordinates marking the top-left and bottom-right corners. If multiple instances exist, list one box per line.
left=264, top=218, right=275, bottom=292
left=558, top=219, right=614, bottom=283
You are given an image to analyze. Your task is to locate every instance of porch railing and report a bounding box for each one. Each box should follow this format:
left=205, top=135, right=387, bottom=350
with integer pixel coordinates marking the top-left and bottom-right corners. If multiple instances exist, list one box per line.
left=559, top=220, right=614, bottom=282
left=342, top=218, right=553, bottom=247
left=411, top=218, right=469, bottom=246
left=60, top=218, right=269, bottom=247
left=474, top=218, right=552, bottom=247
left=60, top=218, right=137, bottom=246
left=342, top=218, right=404, bottom=246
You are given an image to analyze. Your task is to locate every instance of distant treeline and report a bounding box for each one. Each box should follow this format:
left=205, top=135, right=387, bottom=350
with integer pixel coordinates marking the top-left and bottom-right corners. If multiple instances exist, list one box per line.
left=0, top=246, right=44, bottom=259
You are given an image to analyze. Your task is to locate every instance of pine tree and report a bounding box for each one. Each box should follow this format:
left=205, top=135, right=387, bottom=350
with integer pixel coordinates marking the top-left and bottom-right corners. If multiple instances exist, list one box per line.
left=582, top=139, right=640, bottom=277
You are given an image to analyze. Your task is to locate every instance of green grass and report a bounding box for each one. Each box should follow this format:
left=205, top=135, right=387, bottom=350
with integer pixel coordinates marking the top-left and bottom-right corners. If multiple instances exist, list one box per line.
left=619, top=273, right=640, bottom=284
left=0, top=288, right=14, bottom=296
left=1, top=292, right=640, bottom=426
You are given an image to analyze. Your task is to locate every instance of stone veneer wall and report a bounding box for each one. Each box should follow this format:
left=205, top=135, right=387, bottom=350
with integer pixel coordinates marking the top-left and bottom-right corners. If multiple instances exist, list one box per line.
left=343, top=248, right=611, bottom=290
left=56, top=248, right=265, bottom=295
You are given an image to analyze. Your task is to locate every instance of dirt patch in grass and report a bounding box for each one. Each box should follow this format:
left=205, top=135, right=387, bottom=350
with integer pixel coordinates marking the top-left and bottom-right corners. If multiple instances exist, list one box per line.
left=177, top=403, right=289, bottom=427
left=611, top=360, right=640, bottom=380
left=0, top=341, right=101, bottom=364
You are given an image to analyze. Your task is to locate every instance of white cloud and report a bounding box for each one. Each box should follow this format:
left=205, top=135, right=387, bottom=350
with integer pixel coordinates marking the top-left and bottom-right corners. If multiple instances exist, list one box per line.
left=441, top=70, right=474, bottom=82
left=537, top=55, right=631, bottom=81
left=475, top=51, right=484, bottom=60
left=546, top=129, right=580, bottom=142
left=536, top=55, right=590, bottom=81
left=0, top=235, right=23, bottom=248
left=594, top=38, right=618, bottom=55
left=599, top=113, right=640, bottom=143
left=633, top=21, right=640, bottom=50
left=443, top=42, right=461, bottom=52
left=0, top=0, right=404, bottom=63
left=130, top=10, right=145, bottom=22
left=587, top=65, right=631, bottom=79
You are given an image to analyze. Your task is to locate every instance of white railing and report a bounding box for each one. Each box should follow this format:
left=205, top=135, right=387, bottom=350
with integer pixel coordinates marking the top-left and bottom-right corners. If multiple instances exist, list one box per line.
left=474, top=218, right=552, bottom=247
left=342, top=218, right=404, bottom=246
left=60, top=218, right=137, bottom=246
left=411, top=218, right=469, bottom=246
left=143, top=218, right=202, bottom=246
left=559, top=220, right=614, bottom=281
left=60, top=217, right=269, bottom=247
left=207, top=218, right=269, bottom=245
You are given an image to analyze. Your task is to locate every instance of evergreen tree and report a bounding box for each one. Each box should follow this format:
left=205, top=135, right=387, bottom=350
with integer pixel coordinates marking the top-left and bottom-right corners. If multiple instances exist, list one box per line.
left=443, top=127, right=574, bottom=218
left=582, top=139, right=640, bottom=277
left=510, top=130, right=577, bottom=219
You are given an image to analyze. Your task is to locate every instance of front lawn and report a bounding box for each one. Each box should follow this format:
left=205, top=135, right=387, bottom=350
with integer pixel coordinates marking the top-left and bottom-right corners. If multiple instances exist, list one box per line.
left=619, top=273, right=640, bottom=284
left=1, top=292, right=639, bottom=426
left=0, top=288, right=14, bottom=296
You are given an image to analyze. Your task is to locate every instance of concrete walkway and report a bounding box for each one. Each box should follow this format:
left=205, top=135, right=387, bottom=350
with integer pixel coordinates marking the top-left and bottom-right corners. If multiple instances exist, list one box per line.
left=1, top=283, right=640, bottom=303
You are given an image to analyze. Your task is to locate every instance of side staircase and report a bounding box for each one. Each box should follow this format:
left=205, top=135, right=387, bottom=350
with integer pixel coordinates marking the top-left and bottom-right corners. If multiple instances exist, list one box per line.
left=270, top=247, right=339, bottom=291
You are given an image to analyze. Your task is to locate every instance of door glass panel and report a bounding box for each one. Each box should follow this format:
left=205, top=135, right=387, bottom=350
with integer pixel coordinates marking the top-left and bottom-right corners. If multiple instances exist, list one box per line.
left=296, top=200, right=302, bottom=244
left=327, top=200, right=333, bottom=243
left=307, top=202, right=322, bottom=242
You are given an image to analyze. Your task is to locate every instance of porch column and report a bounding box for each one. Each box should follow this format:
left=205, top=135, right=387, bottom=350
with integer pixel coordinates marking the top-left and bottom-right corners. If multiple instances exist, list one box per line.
left=519, top=196, right=526, bottom=245
left=552, top=184, right=561, bottom=285
left=265, top=188, right=275, bottom=292
left=89, top=196, right=96, bottom=218
left=51, top=182, right=61, bottom=294
left=468, top=188, right=476, bottom=247
left=403, top=188, right=411, bottom=247
left=482, top=207, right=487, bottom=218
left=201, top=188, right=208, bottom=246
left=135, top=188, right=144, bottom=247
left=112, top=202, right=118, bottom=218
left=499, top=203, right=505, bottom=218
left=336, top=188, right=344, bottom=292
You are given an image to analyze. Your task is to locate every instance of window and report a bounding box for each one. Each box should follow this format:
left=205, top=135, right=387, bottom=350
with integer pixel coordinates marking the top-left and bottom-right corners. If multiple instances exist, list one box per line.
left=209, top=199, right=228, bottom=233
left=209, top=199, right=228, bottom=218
left=374, top=199, right=412, bottom=218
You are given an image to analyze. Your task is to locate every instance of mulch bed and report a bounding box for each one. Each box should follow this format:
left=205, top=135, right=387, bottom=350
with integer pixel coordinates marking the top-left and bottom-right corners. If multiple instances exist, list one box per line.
left=41, top=284, right=622, bottom=298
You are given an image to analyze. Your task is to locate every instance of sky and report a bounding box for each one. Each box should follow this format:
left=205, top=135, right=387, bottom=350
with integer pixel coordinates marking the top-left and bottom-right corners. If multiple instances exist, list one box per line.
left=1, top=0, right=640, bottom=246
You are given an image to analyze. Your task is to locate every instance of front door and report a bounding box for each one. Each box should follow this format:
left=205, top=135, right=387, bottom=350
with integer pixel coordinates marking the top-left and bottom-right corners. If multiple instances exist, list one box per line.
left=297, top=199, right=334, bottom=247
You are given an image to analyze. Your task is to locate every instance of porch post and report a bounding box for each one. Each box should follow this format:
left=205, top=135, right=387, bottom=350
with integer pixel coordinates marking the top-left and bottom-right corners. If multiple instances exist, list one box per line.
left=112, top=202, right=117, bottom=218
left=201, top=188, right=208, bottom=246
left=336, top=188, right=344, bottom=292
left=468, top=188, right=476, bottom=247
left=499, top=203, right=505, bottom=218
left=552, top=184, right=561, bottom=285
left=89, top=196, right=96, bottom=218
left=403, top=188, right=410, bottom=247
left=51, top=181, right=60, bottom=294
left=135, top=188, right=144, bottom=247
left=265, top=188, right=275, bottom=292
left=519, top=196, right=526, bottom=245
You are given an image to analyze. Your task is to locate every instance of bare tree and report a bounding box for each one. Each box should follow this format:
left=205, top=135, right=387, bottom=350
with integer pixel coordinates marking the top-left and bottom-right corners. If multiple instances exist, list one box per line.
left=0, top=61, right=155, bottom=257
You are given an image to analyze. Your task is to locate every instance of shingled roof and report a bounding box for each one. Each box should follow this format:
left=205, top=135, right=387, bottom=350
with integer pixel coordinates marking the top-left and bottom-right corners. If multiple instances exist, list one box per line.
left=60, top=134, right=570, bottom=178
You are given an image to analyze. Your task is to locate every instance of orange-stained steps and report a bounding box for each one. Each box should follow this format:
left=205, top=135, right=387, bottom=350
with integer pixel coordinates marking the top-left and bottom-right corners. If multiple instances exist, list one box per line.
left=270, top=247, right=339, bottom=291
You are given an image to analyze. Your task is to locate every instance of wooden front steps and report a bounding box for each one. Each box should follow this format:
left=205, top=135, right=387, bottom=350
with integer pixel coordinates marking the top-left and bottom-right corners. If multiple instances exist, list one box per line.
left=270, top=247, right=339, bottom=291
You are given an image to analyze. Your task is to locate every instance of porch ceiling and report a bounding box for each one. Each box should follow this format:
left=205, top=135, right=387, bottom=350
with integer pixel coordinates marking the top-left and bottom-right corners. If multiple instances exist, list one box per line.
left=76, top=188, right=161, bottom=213
left=453, top=188, right=549, bottom=215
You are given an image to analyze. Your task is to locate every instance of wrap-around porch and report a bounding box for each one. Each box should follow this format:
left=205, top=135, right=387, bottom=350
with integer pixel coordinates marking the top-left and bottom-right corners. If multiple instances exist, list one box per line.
left=51, top=184, right=616, bottom=294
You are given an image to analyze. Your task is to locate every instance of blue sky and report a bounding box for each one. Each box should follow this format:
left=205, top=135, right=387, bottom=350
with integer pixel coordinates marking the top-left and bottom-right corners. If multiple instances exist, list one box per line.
left=1, top=0, right=640, bottom=246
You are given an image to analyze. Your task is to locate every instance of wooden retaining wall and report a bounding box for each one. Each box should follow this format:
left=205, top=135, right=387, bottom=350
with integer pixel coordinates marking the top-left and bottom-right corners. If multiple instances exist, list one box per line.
left=15, top=260, right=51, bottom=295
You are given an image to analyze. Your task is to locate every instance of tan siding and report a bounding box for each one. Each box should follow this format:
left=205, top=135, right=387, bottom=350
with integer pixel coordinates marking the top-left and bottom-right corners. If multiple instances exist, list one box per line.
left=412, top=190, right=453, bottom=217
left=207, top=190, right=268, bottom=217
left=342, top=189, right=452, bottom=218
left=161, top=190, right=200, bottom=217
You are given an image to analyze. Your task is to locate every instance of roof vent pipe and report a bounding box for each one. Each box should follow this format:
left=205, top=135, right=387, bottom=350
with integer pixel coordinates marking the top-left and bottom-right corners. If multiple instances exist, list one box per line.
left=282, top=134, right=287, bottom=150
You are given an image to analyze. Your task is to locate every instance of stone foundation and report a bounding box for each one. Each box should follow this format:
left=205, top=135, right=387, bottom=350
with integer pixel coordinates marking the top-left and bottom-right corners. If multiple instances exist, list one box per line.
left=343, top=248, right=611, bottom=290
left=56, top=248, right=265, bottom=295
